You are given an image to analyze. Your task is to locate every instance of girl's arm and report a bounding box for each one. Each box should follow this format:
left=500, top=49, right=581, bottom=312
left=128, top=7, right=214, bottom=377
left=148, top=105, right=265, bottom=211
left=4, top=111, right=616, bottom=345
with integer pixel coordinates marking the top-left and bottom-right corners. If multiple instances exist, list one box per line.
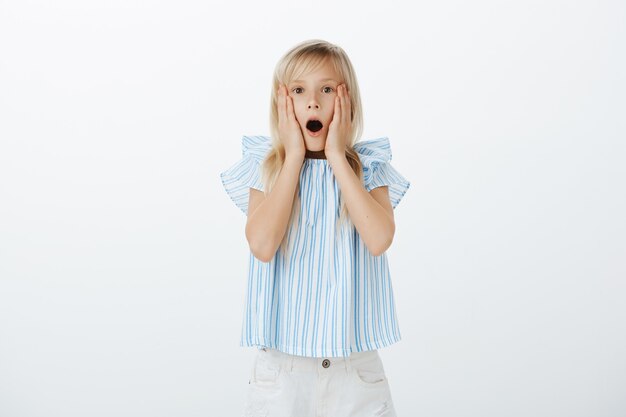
left=328, top=154, right=395, bottom=256
left=245, top=155, right=304, bottom=262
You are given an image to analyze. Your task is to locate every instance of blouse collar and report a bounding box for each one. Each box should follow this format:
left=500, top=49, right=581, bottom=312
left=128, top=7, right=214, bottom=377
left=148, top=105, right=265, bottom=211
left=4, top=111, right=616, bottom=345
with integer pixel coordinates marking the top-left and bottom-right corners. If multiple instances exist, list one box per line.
left=304, top=148, right=327, bottom=159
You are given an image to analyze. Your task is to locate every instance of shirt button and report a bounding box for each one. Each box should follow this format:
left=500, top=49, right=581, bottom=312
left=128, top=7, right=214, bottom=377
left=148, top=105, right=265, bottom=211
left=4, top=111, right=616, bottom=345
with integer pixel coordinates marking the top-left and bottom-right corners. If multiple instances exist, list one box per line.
left=322, top=359, right=330, bottom=368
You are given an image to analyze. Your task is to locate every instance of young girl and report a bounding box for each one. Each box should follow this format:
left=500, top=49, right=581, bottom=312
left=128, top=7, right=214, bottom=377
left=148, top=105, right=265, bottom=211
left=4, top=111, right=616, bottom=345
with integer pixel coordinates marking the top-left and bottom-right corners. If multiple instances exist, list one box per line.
left=220, top=39, right=410, bottom=417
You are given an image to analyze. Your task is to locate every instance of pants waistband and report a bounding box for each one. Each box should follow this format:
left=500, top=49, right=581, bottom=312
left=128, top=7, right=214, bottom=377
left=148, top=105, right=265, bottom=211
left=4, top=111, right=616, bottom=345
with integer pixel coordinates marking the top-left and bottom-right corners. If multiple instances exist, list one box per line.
left=256, top=346, right=380, bottom=373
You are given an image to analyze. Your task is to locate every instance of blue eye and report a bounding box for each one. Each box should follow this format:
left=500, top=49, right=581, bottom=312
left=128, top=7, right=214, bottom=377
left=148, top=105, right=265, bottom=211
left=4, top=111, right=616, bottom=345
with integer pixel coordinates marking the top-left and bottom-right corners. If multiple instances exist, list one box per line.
left=323, top=86, right=334, bottom=93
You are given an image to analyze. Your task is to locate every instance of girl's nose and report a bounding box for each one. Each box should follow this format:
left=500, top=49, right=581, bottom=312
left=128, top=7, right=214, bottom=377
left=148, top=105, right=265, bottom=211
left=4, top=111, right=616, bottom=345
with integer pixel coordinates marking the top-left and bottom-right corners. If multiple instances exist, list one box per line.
left=307, top=102, right=320, bottom=109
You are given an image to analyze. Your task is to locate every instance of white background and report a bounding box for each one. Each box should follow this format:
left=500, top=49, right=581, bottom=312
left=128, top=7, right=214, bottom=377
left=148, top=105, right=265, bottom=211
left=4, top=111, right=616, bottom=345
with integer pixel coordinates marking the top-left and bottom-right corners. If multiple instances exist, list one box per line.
left=1, top=1, right=625, bottom=416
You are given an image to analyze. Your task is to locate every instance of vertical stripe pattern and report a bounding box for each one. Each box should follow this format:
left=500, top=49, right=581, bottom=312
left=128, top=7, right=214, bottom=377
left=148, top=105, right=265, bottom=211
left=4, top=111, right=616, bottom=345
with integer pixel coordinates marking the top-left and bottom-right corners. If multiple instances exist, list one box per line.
left=220, top=135, right=410, bottom=357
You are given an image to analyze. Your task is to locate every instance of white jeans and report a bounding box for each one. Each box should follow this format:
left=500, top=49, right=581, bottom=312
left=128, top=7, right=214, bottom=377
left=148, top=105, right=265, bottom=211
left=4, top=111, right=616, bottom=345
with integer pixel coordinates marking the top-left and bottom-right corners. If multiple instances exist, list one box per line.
left=242, top=347, right=397, bottom=417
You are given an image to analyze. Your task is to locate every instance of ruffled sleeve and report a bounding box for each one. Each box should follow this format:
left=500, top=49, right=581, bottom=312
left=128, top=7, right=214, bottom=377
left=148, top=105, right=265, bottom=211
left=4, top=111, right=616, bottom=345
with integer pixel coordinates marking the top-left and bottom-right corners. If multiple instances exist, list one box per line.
left=353, top=137, right=411, bottom=209
left=220, top=135, right=272, bottom=215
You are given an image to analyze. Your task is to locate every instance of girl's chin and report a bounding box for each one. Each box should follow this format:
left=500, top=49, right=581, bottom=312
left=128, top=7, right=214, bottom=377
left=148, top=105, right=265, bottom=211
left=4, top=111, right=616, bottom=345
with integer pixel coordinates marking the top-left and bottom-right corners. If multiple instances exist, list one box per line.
left=304, top=135, right=326, bottom=151
left=305, top=129, right=326, bottom=140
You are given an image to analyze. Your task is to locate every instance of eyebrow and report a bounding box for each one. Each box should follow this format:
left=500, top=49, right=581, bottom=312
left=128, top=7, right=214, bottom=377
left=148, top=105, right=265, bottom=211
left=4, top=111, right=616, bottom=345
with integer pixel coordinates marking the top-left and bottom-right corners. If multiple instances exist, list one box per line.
left=290, top=78, right=338, bottom=84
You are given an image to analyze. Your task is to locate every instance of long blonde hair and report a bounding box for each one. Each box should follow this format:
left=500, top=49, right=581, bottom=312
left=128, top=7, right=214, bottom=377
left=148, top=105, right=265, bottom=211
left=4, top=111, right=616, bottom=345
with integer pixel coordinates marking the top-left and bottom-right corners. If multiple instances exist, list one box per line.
left=261, top=39, right=365, bottom=256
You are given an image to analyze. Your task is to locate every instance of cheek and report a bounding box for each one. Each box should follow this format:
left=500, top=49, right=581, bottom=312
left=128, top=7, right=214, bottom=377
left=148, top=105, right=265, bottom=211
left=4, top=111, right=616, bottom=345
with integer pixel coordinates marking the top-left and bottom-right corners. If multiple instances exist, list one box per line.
left=289, top=96, right=304, bottom=108
left=329, top=96, right=338, bottom=112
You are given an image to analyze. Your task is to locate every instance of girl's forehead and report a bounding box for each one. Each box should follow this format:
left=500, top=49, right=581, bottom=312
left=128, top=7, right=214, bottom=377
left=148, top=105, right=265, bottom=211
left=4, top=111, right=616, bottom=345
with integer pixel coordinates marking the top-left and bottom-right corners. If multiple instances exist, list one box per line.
left=290, top=58, right=342, bottom=82
left=290, top=69, right=342, bottom=84
left=290, top=74, right=340, bottom=83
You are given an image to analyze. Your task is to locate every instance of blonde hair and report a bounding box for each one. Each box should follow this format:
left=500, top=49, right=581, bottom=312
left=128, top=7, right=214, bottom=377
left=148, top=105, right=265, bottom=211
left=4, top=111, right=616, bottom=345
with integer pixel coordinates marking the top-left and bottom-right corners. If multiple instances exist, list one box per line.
left=261, top=39, right=365, bottom=257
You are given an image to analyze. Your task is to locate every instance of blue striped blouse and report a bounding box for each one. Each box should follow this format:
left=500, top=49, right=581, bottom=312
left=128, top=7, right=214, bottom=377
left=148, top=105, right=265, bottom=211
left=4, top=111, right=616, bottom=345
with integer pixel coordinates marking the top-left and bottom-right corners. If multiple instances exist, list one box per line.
left=220, top=135, right=410, bottom=358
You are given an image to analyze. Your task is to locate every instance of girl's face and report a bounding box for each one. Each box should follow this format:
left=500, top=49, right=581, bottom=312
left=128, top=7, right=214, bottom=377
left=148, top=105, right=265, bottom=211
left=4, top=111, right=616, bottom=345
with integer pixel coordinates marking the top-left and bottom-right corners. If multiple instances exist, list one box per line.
left=287, top=59, right=343, bottom=151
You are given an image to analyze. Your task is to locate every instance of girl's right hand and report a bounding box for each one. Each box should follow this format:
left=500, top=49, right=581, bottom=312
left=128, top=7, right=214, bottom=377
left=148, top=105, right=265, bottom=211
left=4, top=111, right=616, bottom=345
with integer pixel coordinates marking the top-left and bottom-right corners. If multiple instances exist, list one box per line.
left=277, top=84, right=306, bottom=160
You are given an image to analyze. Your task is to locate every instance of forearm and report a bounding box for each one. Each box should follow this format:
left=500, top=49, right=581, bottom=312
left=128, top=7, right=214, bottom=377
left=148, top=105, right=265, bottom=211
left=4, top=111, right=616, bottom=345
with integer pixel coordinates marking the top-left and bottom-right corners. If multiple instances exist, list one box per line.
left=327, top=153, right=394, bottom=256
left=246, top=155, right=303, bottom=261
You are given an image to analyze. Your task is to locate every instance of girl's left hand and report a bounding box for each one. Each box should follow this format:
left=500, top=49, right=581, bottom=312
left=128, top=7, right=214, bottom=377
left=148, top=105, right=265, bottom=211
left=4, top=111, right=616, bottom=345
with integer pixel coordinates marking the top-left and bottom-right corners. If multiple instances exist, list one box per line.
left=324, top=84, right=352, bottom=159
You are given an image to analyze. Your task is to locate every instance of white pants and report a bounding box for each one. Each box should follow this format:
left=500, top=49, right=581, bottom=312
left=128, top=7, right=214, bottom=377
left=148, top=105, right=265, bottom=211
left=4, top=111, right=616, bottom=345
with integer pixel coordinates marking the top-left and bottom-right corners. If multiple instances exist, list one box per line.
left=242, top=347, right=397, bottom=417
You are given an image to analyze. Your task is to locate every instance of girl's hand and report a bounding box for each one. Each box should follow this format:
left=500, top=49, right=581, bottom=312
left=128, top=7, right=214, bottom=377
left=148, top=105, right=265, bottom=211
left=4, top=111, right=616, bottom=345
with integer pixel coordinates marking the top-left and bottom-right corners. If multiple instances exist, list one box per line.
left=277, top=83, right=306, bottom=160
left=324, top=84, right=352, bottom=159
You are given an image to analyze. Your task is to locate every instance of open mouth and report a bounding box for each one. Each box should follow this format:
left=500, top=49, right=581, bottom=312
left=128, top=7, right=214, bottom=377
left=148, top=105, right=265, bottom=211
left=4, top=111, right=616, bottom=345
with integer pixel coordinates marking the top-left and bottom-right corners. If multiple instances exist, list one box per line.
left=306, top=119, right=323, bottom=133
